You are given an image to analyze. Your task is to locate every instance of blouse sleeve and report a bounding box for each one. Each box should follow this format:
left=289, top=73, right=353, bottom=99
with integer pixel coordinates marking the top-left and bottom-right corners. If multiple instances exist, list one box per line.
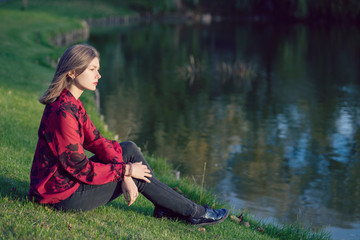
left=82, top=110, right=124, bottom=164
left=54, top=109, right=125, bottom=184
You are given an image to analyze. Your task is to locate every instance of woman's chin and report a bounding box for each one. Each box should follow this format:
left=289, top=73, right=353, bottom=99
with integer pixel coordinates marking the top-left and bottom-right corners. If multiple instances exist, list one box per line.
left=87, top=86, right=97, bottom=92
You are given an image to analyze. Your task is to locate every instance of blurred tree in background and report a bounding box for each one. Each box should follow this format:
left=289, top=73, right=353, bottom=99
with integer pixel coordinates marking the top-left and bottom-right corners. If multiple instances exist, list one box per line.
left=117, top=0, right=360, bottom=22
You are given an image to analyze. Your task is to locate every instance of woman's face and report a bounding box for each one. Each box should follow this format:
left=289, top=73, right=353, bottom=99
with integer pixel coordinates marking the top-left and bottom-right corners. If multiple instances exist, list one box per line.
left=73, top=57, right=101, bottom=92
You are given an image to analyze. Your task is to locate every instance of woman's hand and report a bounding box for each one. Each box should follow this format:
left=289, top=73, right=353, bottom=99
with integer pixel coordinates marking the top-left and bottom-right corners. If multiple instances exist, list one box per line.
left=126, top=162, right=152, bottom=183
left=121, top=176, right=139, bottom=206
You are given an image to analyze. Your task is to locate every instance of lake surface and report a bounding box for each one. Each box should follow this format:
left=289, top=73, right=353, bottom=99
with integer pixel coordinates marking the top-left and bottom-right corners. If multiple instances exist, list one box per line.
left=90, top=22, right=360, bottom=239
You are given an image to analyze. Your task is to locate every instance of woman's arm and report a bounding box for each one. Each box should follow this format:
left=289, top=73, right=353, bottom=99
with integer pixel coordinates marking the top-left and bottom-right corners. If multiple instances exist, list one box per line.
left=124, top=162, right=152, bottom=183
left=121, top=163, right=154, bottom=206
left=82, top=111, right=124, bottom=164
left=121, top=176, right=138, bottom=206
left=54, top=109, right=125, bottom=184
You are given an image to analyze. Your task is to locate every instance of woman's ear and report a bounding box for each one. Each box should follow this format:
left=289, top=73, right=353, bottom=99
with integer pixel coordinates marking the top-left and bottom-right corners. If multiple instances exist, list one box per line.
left=67, top=70, right=76, bottom=79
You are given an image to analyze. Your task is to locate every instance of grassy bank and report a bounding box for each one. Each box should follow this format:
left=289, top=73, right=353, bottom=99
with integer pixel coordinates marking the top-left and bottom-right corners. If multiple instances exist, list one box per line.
left=0, top=1, right=330, bottom=239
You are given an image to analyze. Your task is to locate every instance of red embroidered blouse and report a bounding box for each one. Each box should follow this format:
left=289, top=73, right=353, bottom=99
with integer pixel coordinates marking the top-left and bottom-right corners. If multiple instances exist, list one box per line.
left=29, top=89, right=125, bottom=204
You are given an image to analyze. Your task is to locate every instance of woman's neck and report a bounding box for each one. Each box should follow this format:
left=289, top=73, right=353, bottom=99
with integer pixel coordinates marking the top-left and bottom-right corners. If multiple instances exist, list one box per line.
left=67, top=85, right=84, bottom=100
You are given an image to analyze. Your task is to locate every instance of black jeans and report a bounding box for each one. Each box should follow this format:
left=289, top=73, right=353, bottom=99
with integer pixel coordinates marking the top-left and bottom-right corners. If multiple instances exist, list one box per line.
left=53, top=141, right=202, bottom=218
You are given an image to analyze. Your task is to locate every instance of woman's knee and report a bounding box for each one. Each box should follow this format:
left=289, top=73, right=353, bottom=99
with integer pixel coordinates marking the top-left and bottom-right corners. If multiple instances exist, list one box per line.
left=120, top=141, right=142, bottom=156
left=120, top=140, right=138, bottom=150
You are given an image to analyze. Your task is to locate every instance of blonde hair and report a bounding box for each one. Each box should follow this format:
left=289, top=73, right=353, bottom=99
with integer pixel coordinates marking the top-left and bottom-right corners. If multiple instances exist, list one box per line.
left=39, top=44, right=100, bottom=105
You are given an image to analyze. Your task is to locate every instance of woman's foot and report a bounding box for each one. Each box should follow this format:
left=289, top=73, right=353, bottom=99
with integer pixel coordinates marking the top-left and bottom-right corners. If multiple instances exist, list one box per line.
left=187, top=205, right=229, bottom=226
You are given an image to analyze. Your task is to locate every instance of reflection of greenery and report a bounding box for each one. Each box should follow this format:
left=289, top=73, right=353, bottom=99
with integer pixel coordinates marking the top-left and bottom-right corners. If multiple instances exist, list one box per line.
left=92, top=22, right=360, bottom=228
left=177, top=55, right=202, bottom=85
left=177, top=56, right=258, bottom=86
left=5, top=0, right=360, bottom=21
left=216, top=61, right=257, bottom=83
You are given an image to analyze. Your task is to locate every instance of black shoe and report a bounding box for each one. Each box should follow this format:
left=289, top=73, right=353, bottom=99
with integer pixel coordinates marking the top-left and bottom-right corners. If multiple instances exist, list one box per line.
left=153, top=206, right=185, bottom=220
left=188, top=205, right=229, bottom=226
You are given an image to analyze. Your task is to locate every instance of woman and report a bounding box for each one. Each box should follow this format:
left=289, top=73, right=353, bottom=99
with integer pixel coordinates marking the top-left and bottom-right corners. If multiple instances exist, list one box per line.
left=29, top=44, right=228, bottom=226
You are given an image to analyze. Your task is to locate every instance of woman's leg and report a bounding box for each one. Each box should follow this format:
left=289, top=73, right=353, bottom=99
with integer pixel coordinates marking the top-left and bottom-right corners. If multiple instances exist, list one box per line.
left=52, top=181, right=121, bottom=211
left=120, top=141, right=205, bottom=218
left=120, top=141, right=229, bottom=226
left=53, top=141, right=228, bottom=225
left=54, top=141, right=230, bottom=226
left=53, top=141, right=203, bottom=217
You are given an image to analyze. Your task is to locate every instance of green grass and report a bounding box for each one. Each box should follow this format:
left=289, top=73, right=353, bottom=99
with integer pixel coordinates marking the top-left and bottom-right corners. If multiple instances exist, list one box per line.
left=0, top=1, right=331, bottom=239
left=0, top=0, right=135, bottom=18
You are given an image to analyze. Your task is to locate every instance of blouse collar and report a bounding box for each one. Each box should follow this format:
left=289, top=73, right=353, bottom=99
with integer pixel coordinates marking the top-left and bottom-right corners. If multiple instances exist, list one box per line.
left=60, top=88, right=82, bottom=107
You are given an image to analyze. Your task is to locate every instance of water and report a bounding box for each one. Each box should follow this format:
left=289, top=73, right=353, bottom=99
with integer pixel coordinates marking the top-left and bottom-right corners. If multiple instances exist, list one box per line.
left=90, top=22, right=360, bottom=239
